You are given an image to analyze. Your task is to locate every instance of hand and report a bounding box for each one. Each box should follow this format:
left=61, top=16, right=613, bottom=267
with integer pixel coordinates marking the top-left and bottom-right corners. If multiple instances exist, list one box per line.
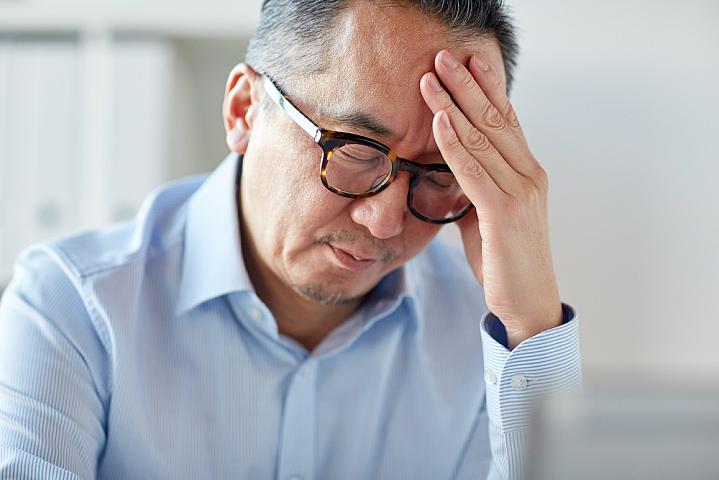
left=420, top=50, right=563, bottom=350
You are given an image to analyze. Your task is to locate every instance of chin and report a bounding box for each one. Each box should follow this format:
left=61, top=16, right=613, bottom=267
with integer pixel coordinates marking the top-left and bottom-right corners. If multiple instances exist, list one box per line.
left=289, top=267, right=380, bottom=306
left=282, top=243, right=389, bottom=305
left=292, top=282, right=366, bottom=306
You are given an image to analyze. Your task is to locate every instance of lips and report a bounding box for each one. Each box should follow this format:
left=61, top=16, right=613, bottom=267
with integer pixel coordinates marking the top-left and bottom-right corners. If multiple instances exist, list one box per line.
left=332, top=245, right=375, bottom=262
left=327, top=244, right=376, bottom=271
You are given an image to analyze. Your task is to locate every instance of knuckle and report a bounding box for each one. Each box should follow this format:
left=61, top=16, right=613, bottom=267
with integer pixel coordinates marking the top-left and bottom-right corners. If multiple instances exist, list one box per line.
left=536, top=167, right=549, bottom=192
left=532, top=162, right=549, bottom=188
left=443, top=97, right=458, bottom=113
left=517, top=174, right=535, bottom=192
left=516, top=185, right=536, bottom=205
left=465, top=128, right=493, bottom=154
left=503, top=102, right=521, bottom=129
left=443, top=127, right=464, bottom=152
left=435, top=88, right=457, bottom=115
left=445, top=133, right=463, bottom=151
left=460, top=157, right=486, bottom=179
left=518, top=166, right=548, bottom=203
left=460, top=71, right=475, bottom=88
left=482, top=103, right=505, bottom=130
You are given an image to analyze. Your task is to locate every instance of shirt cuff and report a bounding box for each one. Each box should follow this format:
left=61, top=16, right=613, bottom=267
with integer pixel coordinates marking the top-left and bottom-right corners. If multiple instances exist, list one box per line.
left=480, top=303, right=582, bottom=432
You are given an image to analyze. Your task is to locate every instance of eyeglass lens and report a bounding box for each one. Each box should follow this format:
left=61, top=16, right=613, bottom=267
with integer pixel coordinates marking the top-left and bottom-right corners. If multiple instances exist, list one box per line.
left=324, top=143, right=471, bottom=222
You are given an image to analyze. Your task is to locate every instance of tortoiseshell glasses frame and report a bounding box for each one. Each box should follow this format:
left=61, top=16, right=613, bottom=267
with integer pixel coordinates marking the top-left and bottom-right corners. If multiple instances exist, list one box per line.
left=260, top=74, right=473, bottom=224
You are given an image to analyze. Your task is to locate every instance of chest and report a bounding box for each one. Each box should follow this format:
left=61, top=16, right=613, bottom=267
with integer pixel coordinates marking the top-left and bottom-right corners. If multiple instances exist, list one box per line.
left=97, top=306, right=489, bottom=479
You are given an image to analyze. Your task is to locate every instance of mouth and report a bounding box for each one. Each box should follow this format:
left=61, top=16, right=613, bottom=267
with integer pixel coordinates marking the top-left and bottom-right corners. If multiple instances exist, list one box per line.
left=327, top=244, right=376, bottom=272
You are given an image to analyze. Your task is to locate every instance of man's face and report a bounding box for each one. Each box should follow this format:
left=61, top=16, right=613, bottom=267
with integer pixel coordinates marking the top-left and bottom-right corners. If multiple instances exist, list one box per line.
left=239, top=3, right=506, bottom=304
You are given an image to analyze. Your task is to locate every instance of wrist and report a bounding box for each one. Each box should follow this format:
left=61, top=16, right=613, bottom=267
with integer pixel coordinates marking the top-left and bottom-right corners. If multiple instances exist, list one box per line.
left=504, top=303, right=563, bottom=350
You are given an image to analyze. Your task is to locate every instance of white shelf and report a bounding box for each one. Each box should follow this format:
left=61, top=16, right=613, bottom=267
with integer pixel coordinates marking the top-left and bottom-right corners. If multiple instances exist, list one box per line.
left=0, top=3, right=262, bottom=36
left=0, top=2, right=255, bottom=284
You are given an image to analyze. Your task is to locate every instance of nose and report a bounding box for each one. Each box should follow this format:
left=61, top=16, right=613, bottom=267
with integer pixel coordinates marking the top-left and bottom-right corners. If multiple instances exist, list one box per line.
left=349, top=172, right=411, bottom=240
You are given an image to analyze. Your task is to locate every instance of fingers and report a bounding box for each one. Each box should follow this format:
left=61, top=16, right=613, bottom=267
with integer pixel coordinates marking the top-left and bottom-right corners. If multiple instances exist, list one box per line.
left=431, top=110, right=504, bottom=210
left=432, top=50, right=541, bottom=180
left=421, top=71, right=526, bottom=198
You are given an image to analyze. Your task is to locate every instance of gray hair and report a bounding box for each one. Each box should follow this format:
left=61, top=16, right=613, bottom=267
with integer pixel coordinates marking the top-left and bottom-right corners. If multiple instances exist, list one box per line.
left=245, top=0, right=519, bottom=94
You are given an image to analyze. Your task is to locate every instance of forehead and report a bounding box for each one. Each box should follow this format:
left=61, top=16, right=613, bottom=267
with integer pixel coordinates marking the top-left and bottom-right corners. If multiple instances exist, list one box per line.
left=296, top=2, right=506, bottom=157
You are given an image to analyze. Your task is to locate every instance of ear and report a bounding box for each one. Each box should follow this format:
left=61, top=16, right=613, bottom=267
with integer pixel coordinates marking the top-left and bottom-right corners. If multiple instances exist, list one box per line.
left=223, top=63, right=262, bottom=154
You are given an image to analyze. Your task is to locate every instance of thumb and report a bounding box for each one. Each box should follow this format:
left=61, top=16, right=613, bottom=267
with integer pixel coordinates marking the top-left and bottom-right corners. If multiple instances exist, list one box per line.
left=456, top=212, right=484, bottom=285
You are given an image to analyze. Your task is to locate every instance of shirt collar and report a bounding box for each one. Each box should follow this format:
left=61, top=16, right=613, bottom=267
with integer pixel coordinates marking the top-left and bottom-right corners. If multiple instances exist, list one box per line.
left=176, top=152, right=423, bottom=325
left=390, top=256, right=423, bottom=326
left=176, top=153, right=254, bottom=315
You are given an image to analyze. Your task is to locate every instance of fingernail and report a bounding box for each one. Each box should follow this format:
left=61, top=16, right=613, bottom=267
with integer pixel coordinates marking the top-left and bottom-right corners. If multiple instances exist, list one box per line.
left=427, top=73, right=443, bottom=92
left=440, top=51, right=460, bottom=70
left=471, top=55, right=491, bottom=73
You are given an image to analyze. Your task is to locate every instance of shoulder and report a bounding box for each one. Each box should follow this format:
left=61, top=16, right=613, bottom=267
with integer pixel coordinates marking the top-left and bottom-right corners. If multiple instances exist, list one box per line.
left=1, top=174, right=206, bottom=351
left=46, top=174, right=205, bottom=280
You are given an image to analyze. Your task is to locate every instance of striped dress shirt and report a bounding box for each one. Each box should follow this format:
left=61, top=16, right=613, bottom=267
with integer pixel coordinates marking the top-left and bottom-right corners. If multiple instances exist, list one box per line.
left=0, top=154, right=581, bottom=479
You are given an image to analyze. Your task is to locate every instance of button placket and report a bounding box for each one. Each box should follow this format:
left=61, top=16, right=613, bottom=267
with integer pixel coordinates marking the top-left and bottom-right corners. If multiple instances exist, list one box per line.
left=276, top=362, right=317, bottom=480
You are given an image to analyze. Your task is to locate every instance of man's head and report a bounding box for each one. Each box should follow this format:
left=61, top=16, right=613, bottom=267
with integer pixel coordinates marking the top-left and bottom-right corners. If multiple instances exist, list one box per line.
left=223, top=0, right=517, bottom=307
left=245, top=0, right=518, bottom=95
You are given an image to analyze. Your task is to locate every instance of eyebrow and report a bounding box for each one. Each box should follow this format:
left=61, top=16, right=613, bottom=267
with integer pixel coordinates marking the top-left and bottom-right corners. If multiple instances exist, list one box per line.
left=329, top=109, right=395, bottom=138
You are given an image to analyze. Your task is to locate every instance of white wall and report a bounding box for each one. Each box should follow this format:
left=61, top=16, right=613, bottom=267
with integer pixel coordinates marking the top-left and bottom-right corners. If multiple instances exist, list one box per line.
left=2, top=0, right=717, bottom=382
left=507, top=0, right=719, bottom=379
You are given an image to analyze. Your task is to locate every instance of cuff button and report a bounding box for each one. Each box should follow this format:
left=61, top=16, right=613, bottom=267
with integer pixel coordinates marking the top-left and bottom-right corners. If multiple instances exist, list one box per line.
left=511, top=374, right=528, bottom=391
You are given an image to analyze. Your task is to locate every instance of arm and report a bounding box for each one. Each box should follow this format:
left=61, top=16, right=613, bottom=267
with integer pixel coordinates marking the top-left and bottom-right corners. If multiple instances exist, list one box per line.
left=0, top=247, right=109, bottom=479
left=480, top=304, right=581, bottom=480
left=418, top=49, right=582, bottom=478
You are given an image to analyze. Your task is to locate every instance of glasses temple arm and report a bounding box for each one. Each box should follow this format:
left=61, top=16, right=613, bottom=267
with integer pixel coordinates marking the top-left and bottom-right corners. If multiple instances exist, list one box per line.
left=262, top=76, right=322, bottom=143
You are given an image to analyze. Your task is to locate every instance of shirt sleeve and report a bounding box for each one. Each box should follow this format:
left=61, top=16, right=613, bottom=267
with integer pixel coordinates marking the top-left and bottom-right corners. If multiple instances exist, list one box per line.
left=480, top=303, right=582, bottom=480
left=0, top=246, right=110, bottom=479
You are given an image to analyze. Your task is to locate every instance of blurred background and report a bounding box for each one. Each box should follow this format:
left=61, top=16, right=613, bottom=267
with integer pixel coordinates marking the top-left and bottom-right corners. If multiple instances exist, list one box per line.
left=1, top=0, right=718, bottom=386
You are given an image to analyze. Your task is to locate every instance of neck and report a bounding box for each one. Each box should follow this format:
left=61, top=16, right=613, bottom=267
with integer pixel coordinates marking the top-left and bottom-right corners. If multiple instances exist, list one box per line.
left=239, top=204, right=364, bottom=353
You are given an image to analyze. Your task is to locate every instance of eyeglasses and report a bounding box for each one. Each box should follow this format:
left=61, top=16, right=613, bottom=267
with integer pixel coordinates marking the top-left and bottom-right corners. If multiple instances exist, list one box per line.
left=261, top=74, right=473, bottom=224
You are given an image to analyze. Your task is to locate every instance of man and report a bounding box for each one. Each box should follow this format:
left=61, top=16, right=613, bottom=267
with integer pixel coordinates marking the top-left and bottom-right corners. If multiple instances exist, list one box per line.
left=0, top=1, right=581, bottom=479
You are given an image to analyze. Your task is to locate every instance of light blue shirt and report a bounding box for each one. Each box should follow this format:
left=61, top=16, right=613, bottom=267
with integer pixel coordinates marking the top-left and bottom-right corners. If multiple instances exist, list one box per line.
left=0, top=154, right=581, bottom=480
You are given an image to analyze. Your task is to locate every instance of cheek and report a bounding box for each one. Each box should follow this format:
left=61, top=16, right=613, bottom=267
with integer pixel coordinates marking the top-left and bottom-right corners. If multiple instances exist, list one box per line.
left=282, top=184, right=349, bottom=247
left=278, top=152, right=350, bottom=235
left=242, top=133, right=350, bottom=251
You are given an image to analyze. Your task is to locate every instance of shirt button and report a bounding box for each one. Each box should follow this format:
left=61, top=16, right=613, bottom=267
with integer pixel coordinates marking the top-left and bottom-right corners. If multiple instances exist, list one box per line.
left=511, top=374, right=528, bottom=391
left=288, top=476, right=301, bottom=480
left=298, top=364, right=311, bottom=377
left=484, top=369, right=497, bottom=385
left=248, top=307, right=262, bottom=320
